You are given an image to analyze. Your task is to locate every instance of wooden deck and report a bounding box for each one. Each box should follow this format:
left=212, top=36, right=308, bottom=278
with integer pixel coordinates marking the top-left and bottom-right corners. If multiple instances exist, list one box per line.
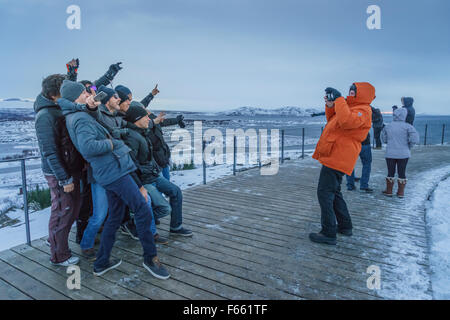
left=1, top=145, right=449, bottom=300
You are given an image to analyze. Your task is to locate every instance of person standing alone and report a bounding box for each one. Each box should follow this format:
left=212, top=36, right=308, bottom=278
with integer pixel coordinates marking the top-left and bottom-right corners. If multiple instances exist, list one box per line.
left=309, top=82, right=375, bottom=245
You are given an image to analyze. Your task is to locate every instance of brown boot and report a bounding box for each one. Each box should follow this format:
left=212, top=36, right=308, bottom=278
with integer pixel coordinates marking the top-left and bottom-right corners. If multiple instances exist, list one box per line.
left=382, top=177, right=395, bottom=197
left=397, top=178, right=407, bottom=198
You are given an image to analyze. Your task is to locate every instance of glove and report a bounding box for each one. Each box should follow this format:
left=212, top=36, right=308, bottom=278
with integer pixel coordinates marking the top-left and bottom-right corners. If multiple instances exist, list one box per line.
left=325, top=87, right=342, bottom=102
left=177, top=115, right=186, bottom=128
left=105, top=62, right=123, bottom=81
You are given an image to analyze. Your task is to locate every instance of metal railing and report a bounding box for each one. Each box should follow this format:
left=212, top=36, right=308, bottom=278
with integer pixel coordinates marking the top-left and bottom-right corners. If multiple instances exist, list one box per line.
left=0, top=122, right=447, bottom=245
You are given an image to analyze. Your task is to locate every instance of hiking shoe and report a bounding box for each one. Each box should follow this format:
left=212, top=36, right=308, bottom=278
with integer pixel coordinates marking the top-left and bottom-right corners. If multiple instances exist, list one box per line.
left=120, top=220, right=139, bottom=240
left=50, top=256, right=79, bottom=267
left=170, top=227, right=193, bottom=237
left=82, top=248, right=97, bottom=261
left=347, top=185, right=356, bottom=191
left=338, top=228, right=353, bottom=236
left=309, top=232, right=336, bottom=245
left=143, top=257, right=170, bottom=280
left=93, top=259, right=122, bottom=276
left=154, top=234, right=169, bottom=245
left=360, top=187, right=374, bottom=193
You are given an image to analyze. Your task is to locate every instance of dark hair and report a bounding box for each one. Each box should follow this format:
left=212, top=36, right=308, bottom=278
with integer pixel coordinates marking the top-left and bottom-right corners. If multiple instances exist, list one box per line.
left=41, top=74, right=66, bottom=100
left=79, top=80, right=93, bottom=87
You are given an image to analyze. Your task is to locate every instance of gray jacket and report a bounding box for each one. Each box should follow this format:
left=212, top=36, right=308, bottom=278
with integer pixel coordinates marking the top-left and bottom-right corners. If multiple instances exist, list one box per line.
left=58, top=98, right=136, bottom=186
left=381, top=108, right=419, bottom=159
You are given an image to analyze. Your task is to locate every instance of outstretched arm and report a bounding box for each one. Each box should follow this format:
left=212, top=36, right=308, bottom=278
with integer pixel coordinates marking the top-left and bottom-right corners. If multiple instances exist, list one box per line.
left=66, top=58, right=79, bottom=82
left=93, top=62, right=123, bottom=87
left=141, top=84, right=160, bottom=107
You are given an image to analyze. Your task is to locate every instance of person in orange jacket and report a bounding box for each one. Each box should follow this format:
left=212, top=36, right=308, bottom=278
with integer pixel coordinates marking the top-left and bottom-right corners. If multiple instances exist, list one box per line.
left=309, top=82, right=375, bottom=245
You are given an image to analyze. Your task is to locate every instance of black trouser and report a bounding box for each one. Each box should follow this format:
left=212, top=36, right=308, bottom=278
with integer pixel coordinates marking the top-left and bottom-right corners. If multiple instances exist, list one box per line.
left=373, top=127, right=383, bottom=148
left=78, top=169, right=93, bottom=224
left=317, top=165, right=353, bottom=237
left=386, top=158, right=409, bottom=179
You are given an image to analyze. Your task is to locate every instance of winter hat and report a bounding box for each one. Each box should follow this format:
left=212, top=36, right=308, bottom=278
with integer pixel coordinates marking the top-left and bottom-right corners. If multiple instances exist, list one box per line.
left=60, top=80, right=86, bottom=102
left=125, top=102, right=148, bottom=123
left=115, top=85, right=132, bottom=103
left=97, top=85, right=116, bottom=104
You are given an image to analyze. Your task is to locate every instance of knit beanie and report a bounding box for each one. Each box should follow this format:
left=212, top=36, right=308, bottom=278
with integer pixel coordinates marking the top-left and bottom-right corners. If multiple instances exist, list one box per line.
left=60, top=80, right=86, bottom=102
left=97, top=85, right=116, bottom=104
left=115, top=85, right=132, bottom=103
left=125, top=102, right=148, bottom=123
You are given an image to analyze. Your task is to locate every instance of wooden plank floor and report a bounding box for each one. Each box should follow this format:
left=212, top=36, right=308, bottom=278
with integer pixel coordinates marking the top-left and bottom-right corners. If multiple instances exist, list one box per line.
left=1, top=145, right=449, bottom=300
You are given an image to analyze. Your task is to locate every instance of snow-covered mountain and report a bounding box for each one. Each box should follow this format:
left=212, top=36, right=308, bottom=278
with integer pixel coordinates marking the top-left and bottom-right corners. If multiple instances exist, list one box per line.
left=218, top=106, right=320, bottom=117
left=0, top=98, right=35, bottom=103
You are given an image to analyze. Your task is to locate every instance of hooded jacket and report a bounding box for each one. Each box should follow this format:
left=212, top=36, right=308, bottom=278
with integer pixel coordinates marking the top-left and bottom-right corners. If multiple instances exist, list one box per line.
left=58, top=98, right=137, bottom=186
left=381, top=108, right=419, bottom=159
left=312, top=82, right=374, bottom=175
left=402, top=97, right=415, bottom=125
left=34, top=94, right=71, bottom=185
left=122, top=125, right=161, bottom=186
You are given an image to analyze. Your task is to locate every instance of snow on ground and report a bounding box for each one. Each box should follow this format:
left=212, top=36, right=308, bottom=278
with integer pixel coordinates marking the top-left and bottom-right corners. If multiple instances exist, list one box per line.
left=426, top=176, right=450, bottom=299
left=380, top=164, right=450, bottom=300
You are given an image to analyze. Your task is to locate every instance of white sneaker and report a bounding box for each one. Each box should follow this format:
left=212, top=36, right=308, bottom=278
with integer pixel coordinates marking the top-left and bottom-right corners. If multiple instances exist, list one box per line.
left=51, top=256, right=80, bottom=266
left=45, top=239, right=51, bottom=247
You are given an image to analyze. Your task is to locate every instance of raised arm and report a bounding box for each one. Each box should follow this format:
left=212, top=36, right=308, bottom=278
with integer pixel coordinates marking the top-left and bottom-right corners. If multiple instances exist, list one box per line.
left=93, top=62, right=123, bottom=87
left=334, top=97, right=372, bottom=130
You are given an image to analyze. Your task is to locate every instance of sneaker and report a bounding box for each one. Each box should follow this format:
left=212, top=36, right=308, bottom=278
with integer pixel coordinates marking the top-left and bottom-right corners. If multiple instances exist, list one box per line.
left=93, top=259, right=122, bottom=276
left=154, top=234, right=169, bottom=245
left=120, top=220, right=139, bottom=240
left=170, top=227, right=193, bottom=237
left=50, top=256, right=80, bottom=267
left=45, top=239, right=51, bottom=247
left=360, top=187, right=374, bottom=193
left=347, top=185, right=356, bottom=191
left=309, top=232, right=336, bottom=245
left=337, top=228, right=353, bottom=236
left=143, top=256, right=170, bottom=280
left=82, top=248, right=97, bottom=261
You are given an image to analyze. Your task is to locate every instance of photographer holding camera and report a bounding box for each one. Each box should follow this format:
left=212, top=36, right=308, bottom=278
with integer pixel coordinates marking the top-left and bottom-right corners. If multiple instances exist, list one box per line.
left=309, top=82, right=375, bottom=245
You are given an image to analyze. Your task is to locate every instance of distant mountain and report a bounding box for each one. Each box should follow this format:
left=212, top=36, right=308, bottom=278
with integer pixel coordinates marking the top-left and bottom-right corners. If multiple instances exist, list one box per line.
left=218, top=106, right=320, bottom=117
left=0, top=98, right=35, bottom=103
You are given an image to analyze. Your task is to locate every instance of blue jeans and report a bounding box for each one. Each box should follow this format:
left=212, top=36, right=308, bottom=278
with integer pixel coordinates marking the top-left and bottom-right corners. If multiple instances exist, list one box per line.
left=162, top=165, right=170, bottom=181
left=146, top=198, right=157, bottom=236
left=94, top=174, right=157, bottom=269
left=143, top=184, right=171, bottom=220
left=145, top=175, right=182, bottom=231
left=80, top=183, right=108, bottom=250
left=346, top=144, right=372, bottom=189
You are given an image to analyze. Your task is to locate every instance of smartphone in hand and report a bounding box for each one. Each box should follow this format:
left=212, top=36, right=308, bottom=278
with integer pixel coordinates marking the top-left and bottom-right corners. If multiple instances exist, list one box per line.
left=94, top=91, right=107, bottom=102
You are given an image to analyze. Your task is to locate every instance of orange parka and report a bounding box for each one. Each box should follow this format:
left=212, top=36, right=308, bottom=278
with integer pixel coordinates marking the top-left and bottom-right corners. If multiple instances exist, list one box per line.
left=312, top=82, right=375, bottom=176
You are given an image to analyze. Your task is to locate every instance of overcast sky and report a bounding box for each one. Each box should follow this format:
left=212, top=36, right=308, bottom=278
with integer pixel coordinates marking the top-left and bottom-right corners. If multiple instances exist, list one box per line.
left=1, top=0, right=449, bottom=114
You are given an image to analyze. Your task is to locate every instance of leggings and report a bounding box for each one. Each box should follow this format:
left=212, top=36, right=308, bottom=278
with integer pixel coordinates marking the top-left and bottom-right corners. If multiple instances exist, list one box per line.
left=386, top=158, right=409, bottom=179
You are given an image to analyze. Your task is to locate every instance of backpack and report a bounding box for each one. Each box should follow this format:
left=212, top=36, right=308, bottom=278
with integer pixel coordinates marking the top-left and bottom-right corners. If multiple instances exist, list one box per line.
left=58, top=116, right=85, bottom=174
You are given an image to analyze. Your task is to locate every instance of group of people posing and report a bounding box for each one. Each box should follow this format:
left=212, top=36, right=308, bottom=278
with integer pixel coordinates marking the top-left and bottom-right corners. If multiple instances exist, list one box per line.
left=310, top=82, right=420, bottom=245
left=35, top=59, right=189, bottom=279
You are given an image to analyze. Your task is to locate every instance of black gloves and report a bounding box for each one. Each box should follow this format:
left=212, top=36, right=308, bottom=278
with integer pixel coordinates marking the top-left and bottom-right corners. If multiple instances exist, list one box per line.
left=105, top=62, right=123, bottom=81
left=325, top=87, right=342, bottom=102
left=177, top=115, right=186, bottom=128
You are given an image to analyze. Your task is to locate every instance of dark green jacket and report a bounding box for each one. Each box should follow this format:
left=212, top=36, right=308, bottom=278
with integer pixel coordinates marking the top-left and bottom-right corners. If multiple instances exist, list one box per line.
left=34, top=94, right=71, bottom=185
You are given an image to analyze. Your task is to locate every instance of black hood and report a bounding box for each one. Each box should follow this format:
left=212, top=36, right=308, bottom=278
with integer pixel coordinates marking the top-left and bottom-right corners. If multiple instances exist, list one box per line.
left=33, top=94, right=58, bottom=113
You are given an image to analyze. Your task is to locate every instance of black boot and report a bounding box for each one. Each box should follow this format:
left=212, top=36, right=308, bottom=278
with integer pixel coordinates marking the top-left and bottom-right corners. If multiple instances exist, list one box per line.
left=309, top=232, right=336, bottom=245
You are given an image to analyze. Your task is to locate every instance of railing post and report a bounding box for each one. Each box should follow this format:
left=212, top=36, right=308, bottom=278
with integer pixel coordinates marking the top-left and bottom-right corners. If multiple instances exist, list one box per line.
left=21, top=159, right=31, bottom=246
left=442, top=124, right=446, bottom=145
left=281, top=130, right=285, bottom=164
left=258, top=134, right=261, bottom=169
left=233, top=136, right=237, bottom=176
left=202, top=140, right=206, bottom=185
left=321, top=126, right=323, bottom=135
left=301, top=128, right=305, bottom=159
left=424, top=124, right=428, bottom=146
